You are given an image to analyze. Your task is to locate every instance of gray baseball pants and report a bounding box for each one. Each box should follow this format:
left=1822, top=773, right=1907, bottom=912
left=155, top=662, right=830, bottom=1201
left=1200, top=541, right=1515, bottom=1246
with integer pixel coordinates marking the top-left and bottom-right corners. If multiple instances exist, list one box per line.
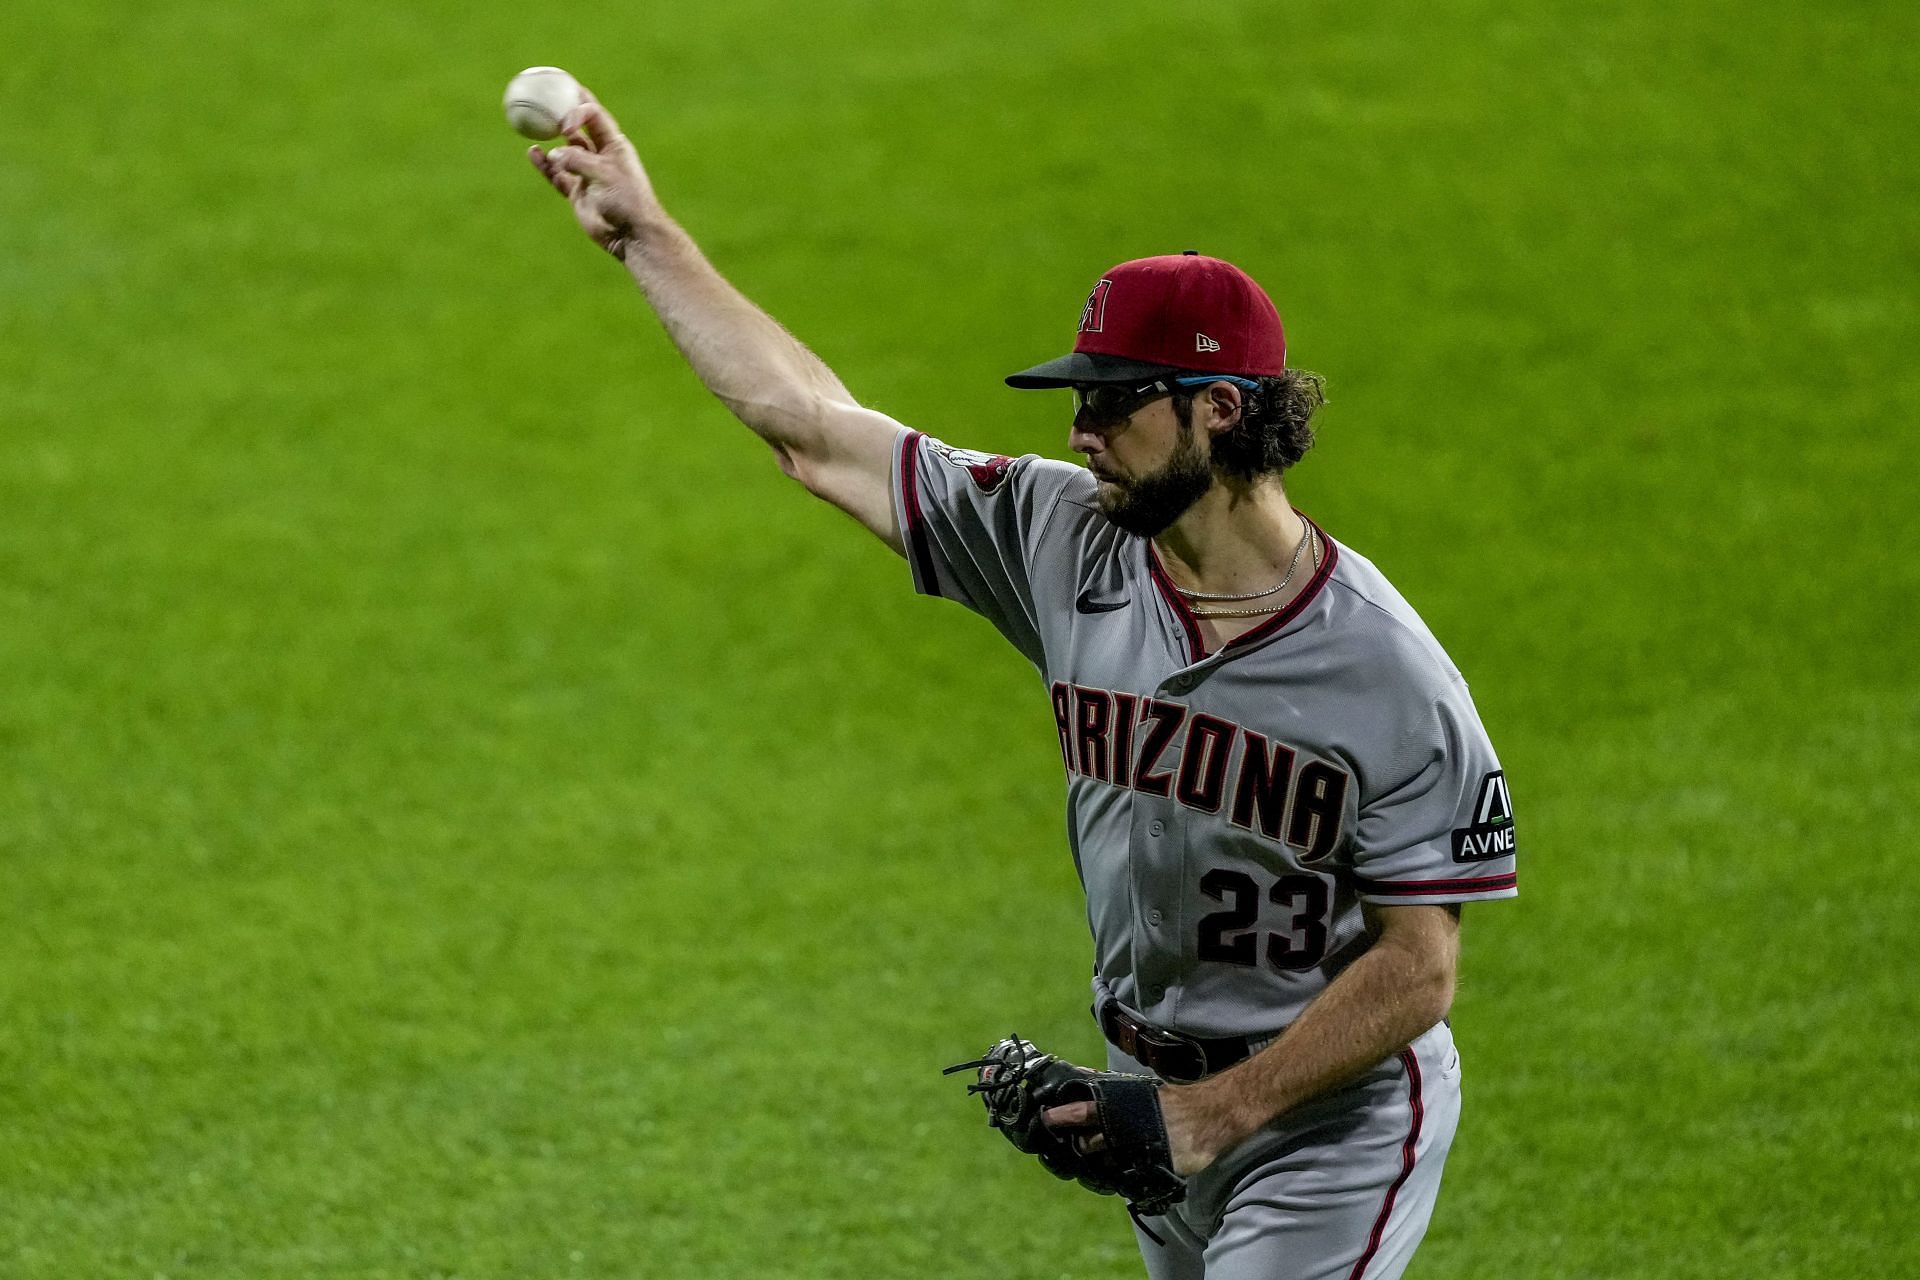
left=1113, top=1020, right=1462, bottom=1280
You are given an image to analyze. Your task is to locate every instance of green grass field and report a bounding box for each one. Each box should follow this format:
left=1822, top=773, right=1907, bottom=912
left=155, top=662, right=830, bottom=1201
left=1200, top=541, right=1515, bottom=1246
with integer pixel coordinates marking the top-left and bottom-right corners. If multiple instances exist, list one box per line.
left=4, top=1, right=1916, bottom=1276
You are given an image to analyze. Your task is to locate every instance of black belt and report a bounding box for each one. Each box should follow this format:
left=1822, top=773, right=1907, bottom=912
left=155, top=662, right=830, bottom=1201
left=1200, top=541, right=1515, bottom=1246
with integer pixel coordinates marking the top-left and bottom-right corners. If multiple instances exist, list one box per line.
left=1098, top=999, right=1256, bottom=1084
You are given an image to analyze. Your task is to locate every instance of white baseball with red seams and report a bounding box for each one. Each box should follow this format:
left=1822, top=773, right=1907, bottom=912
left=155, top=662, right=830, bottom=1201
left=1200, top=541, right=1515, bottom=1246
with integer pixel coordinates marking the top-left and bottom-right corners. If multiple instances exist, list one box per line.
left=503, top=66, right=585, bottom=141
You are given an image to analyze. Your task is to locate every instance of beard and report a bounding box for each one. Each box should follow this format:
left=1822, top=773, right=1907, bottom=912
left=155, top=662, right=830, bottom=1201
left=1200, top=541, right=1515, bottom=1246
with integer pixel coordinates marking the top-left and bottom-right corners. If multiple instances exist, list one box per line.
left=1094, top=420, right=1215, bottom=537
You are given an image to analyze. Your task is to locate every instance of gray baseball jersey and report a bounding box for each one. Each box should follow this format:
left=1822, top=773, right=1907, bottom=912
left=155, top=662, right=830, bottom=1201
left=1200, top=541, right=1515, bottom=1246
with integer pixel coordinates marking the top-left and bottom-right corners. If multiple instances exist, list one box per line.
left=891, top=431, right=1518, bottom=1041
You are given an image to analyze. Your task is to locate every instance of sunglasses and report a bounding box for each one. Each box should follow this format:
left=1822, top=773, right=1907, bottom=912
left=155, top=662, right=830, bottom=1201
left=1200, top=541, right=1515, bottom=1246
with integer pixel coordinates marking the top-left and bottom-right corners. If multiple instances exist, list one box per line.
left=1071, top=375, right=1262, bottom=426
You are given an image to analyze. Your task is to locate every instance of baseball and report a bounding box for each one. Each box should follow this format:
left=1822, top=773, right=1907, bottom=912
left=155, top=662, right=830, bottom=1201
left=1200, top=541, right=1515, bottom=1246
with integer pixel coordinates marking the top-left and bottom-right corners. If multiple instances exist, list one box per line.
left=503, top=66, right=585, bottom=141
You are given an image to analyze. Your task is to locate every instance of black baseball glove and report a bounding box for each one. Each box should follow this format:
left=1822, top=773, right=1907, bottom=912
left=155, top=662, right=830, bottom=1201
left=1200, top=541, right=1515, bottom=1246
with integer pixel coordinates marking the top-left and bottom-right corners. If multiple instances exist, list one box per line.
left=944, top=1034, right=1186, bottom=1220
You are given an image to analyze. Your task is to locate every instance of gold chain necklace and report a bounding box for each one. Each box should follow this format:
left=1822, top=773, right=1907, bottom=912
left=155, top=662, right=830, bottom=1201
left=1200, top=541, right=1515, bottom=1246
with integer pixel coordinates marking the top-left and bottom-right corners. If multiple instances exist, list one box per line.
left=1188, top=528, right=1320, bottom=619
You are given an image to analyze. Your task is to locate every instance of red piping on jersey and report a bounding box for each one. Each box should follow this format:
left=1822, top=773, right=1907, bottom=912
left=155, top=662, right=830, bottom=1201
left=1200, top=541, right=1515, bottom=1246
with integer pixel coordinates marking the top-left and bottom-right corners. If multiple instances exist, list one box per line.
left=900, top=431, right=939, bottom=590
left=1146, top=514, right=1340, bottom=663
left=1356, top=871, right=1518, bottom=897
left=1347, top=1047, right=1425, bottom=1280
left=1146, top=550, right=1207, bottom=662
left=1218, top=515, right=1339, bottom=652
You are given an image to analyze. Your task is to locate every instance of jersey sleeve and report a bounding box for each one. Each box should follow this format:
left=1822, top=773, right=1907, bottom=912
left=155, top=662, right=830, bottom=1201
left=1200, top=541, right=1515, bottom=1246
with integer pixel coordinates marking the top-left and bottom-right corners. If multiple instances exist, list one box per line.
left=1350, top=685, right=1519, bottom=906
left=891, top=430, right=1084, bottom=667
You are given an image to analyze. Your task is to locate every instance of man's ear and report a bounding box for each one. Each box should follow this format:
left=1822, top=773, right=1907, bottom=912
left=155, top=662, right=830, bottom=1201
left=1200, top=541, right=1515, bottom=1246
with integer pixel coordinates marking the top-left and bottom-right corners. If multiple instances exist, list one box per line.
left=1203, top=381, right=1246, bottom=435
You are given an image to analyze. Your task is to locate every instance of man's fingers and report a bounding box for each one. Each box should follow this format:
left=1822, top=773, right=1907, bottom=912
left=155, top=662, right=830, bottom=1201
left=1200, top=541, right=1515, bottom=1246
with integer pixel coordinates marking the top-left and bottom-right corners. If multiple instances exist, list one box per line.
left=580, top=102, right=624, bottom=151
left=547, top=145, right=612, bottom=183
left=1042, top=1101, right=1098, bottom=1129
left=1041, top=1100, right=1108, bottom=1154
left=561, top=101, right=625, bottom=153
left=559, top=104, right=592, bottom=139
left=528, top=146, right=560, bottom=189
left=529, top=147, right=580, bottom=198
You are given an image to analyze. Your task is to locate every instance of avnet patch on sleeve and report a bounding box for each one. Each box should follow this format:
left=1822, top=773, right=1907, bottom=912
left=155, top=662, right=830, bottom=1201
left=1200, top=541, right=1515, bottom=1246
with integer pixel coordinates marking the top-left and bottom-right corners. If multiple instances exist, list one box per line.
left=1450, top=770, right=1516, bottom=862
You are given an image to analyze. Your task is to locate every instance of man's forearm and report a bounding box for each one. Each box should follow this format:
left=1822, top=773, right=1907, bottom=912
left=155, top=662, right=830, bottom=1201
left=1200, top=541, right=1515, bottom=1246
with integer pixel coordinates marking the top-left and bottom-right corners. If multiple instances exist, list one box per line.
left=618, top=206, right=850, bottom=455
left=535, top=96, right=904, bottom=545
left=1163, top=924, right=1455, bottom=1171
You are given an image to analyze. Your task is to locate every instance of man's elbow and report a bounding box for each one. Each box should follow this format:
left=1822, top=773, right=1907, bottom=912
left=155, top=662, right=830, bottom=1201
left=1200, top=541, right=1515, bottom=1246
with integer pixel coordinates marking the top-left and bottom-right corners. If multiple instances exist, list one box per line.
left=1423, top=961, right=1458, bottom=1026
left=716, top=388, right=826, bottom=453
left=764, top=439, right=810, bottom=485
left=1386, top=934, right=1458, bottom=1028
left=1373, top=904, right=1460, bottom=1029
left=772, top=441, right=844, bottom=505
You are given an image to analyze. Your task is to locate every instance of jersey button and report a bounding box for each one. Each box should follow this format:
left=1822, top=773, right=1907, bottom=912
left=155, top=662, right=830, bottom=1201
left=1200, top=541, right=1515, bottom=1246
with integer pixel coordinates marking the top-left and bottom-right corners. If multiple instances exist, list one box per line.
left=1168, top=675, right=1193, bottom=693
left=1148, top=820, right=1165, bottom=837
left=1147, top=909, right=1164, bottom=926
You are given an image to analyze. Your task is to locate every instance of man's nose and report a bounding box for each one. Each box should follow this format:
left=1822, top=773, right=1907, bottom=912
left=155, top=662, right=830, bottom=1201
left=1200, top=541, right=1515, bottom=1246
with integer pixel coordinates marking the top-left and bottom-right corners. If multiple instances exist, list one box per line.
left=1069, top=414, right=1105, bottom=456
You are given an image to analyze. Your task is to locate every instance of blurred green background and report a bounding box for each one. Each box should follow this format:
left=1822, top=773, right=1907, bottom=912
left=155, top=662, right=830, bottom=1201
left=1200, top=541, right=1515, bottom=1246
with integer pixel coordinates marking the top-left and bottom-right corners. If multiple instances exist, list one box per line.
left=3, top=1, right=1915, bottom=1276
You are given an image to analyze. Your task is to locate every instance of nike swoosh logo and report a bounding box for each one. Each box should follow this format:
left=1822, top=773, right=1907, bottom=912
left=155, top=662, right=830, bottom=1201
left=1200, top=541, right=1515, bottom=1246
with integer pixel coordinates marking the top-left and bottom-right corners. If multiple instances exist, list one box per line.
left=1076, top=589, right=1129, bottom=614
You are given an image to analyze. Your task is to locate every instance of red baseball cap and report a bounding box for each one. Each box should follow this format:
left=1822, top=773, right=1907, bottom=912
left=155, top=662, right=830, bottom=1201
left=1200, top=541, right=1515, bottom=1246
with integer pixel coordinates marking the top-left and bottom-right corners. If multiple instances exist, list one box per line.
left=1005, top=251, right=1287, bottom=388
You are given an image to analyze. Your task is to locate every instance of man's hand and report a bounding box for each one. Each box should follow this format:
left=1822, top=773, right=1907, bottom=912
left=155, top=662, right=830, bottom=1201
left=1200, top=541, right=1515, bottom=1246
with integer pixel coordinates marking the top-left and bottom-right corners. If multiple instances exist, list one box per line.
left=1044, top=1088, right=1232, bottom=1177
left=1052, top=904, right=1463, bottom=1179
left=528, top=93, right=658, bottom=259
left=947, top=1037, right=1187, bottom=1217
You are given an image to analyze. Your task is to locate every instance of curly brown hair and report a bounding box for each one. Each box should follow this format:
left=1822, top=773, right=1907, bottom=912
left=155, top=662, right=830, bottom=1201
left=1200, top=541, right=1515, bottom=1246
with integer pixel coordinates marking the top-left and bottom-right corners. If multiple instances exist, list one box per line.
left=1172, top=369, right=1326, bottom=482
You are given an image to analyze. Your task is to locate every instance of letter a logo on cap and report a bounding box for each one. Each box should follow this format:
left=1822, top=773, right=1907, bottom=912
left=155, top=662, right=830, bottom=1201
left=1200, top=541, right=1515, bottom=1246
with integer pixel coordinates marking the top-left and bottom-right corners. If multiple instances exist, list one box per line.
left=1080, top=279, right=1113, bottom=334
left=1195, top=333, right=1221, bottom=353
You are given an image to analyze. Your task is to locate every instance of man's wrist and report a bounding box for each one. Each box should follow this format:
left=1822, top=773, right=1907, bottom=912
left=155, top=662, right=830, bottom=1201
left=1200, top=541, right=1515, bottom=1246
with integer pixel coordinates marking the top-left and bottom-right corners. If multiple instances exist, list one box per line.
left=1164, top=1068, right=1273, bottom=1169
left=612, top=204, right=687, bottom=271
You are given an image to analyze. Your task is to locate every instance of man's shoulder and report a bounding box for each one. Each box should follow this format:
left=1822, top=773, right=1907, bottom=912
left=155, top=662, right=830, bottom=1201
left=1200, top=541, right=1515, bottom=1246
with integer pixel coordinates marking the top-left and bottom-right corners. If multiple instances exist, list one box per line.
left=1318, top=538, right=1467, bottom=693
left=1031, top=454, right=1099, bottom=507
left=1013, top=456, right=1101, bottom=543
left=927, top=439, right=1092, bottom=509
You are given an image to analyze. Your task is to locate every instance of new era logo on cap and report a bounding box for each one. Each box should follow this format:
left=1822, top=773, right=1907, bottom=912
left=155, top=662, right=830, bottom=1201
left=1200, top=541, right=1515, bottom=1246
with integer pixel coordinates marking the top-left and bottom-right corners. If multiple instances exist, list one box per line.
left=1196, top=333, right=1221, bottom=353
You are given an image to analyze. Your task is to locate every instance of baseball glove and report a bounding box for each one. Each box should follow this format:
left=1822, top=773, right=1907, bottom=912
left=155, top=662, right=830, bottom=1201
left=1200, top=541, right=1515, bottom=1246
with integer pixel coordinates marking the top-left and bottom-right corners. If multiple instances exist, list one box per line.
left=944, top=1034, right=1186, bottom=1221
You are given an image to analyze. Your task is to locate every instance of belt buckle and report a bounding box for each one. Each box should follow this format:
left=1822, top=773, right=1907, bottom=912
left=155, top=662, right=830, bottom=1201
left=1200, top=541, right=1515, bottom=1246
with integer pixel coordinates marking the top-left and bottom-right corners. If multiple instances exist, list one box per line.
left=1135, top=1021, right=1207, bottom=1084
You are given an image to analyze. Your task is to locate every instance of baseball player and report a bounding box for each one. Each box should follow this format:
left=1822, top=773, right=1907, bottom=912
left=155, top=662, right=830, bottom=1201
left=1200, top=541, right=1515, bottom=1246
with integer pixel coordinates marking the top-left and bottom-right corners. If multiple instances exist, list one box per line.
left=531, top=89, right=1517, bottom=1280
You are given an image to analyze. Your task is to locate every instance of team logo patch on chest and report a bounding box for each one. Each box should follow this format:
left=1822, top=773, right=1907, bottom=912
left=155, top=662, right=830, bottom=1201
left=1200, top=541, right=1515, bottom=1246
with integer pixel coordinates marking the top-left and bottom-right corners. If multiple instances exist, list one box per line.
left=927, top=440, right=1015, bottom=494
left=1452, top=771, right=1516, bottom=862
